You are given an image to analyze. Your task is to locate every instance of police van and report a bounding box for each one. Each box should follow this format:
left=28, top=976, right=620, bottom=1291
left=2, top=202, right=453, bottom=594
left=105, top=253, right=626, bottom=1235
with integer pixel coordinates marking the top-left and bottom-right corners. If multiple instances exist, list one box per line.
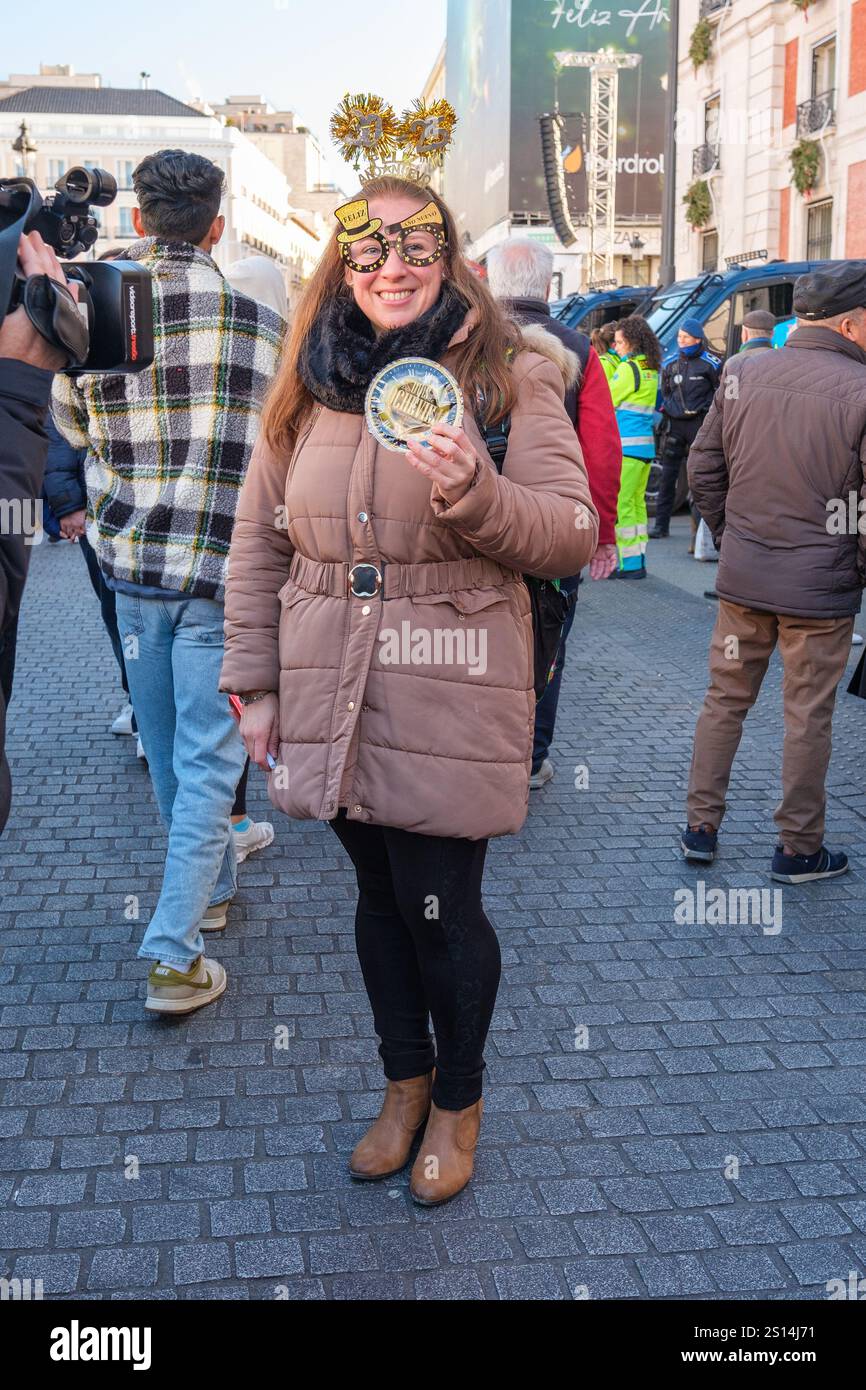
left=551, top=283, right=658, bottom=336
left=567, top=255, right=837, bottom=515
left=642, top=253, right=842, bottom=359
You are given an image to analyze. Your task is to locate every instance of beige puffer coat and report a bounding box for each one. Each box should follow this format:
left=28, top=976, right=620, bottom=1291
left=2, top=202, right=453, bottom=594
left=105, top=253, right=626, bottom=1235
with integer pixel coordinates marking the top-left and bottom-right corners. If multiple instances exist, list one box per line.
left=220, top=318, right=599, bottom=839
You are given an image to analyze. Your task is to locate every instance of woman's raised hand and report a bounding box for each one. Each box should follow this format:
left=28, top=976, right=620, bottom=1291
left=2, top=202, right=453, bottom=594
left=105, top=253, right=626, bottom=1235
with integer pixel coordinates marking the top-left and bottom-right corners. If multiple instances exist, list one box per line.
left=406, top=422, right=477, bottom=505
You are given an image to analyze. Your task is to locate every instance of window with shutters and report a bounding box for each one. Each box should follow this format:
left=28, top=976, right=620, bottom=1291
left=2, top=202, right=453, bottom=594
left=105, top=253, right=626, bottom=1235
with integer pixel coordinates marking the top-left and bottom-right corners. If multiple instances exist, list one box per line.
left=701, top=230, right=719, bottom=272
left=805, top=200, right=833, bottom=259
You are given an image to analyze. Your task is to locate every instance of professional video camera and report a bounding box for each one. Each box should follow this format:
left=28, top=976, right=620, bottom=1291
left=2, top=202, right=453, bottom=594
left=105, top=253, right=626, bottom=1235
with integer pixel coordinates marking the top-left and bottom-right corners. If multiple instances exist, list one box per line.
left=0, top=165, right=153, bottom=374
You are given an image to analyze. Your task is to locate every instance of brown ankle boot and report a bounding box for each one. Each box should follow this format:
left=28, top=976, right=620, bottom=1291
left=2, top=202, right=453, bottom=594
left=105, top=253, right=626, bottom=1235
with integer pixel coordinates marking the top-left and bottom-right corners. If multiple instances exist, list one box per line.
left=409, top=1098, right=483, bottom=1206
left=348, top=1074, right=433, bottom=1181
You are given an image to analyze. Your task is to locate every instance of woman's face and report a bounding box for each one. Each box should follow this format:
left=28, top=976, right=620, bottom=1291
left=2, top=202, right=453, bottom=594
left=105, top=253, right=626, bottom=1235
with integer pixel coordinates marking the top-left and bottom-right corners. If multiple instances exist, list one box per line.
left=614, top=330, right=631, bottom=358
left=345, top=193, right=445, bottom=333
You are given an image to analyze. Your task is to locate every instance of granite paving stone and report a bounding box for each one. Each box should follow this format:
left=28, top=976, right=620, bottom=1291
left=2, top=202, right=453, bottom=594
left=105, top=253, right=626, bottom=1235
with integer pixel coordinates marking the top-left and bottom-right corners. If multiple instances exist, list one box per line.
left=2, top=534, right=864, bottom=1298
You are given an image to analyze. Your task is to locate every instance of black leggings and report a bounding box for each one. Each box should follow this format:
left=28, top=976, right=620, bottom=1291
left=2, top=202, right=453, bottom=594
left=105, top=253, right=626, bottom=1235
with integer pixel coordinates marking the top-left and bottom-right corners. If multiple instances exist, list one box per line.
left=232, top=757, right=250, bottom=817
left=330, top=812, right=501, bottom=1111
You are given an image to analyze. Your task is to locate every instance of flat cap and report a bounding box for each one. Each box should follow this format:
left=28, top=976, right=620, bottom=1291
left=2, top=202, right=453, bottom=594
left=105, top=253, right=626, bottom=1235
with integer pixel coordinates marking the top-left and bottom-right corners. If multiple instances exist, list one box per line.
left=793, top=261, right=866, bottom=320
left=742, top=310, right=776, bottom=332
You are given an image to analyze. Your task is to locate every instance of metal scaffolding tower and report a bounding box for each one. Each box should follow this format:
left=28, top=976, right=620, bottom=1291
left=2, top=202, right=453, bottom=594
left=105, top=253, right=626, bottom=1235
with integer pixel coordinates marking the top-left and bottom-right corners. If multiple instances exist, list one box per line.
left=554, top=48, right=642, bottom=286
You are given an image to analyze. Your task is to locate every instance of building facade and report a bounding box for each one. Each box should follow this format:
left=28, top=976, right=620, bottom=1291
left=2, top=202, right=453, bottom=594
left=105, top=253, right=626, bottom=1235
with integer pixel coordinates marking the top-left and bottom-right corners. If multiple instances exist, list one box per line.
left=440, top=3, right=664, bottom=298
left=421, top=41, right=447, bottom=197
left=0, top=66, right=324, bottom=316
left=676, top=0, right=866, bottom=276
left=200, top=96, right=346, bottom=224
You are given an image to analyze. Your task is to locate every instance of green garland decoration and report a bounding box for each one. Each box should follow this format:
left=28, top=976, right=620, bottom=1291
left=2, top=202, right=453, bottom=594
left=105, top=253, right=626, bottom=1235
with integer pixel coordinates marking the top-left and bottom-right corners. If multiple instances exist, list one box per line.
left=683, top=179, right=712, bottom=229
left=789, top=139, right=821, bottom=196
left=689, top=19, right=714, bottom=72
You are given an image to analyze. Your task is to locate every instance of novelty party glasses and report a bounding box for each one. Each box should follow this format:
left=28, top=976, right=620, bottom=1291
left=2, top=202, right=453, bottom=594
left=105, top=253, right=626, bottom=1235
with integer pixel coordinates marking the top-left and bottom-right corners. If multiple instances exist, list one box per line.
left=335, top=197, right=448, bottom=274
left=340, top=224, right=446, bottom=273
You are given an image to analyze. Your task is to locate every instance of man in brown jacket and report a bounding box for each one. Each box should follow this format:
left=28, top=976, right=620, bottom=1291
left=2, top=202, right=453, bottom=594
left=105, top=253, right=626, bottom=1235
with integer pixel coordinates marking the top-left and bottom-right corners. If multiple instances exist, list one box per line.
left=682, top=261, right=866, bottom=884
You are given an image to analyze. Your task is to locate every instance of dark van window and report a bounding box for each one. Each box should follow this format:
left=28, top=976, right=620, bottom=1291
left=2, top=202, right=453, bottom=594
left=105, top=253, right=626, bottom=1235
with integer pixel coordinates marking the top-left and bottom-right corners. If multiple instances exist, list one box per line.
left=701, top=297, right=731, bottom=357
left=645, top=289, right=692, bottom=339
left=732, top=283, right=795, bottom=344
left=580, top=300, right=639, bottom=332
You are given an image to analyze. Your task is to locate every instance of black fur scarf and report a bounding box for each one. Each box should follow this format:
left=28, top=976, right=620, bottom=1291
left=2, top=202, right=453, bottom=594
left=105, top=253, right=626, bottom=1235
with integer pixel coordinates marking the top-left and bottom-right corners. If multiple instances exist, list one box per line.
left=299, top=283, right=469, bottom=414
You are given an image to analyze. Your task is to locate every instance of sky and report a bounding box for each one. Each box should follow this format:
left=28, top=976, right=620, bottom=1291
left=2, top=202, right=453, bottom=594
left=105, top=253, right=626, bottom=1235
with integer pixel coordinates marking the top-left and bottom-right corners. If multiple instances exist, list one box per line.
left=3, top=0, right=447, bottom=190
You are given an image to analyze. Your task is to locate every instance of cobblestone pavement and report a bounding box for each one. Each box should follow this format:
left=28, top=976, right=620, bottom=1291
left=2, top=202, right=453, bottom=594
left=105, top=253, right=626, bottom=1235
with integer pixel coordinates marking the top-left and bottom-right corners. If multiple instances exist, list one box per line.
left=2, top=528, right=866, bottom=1302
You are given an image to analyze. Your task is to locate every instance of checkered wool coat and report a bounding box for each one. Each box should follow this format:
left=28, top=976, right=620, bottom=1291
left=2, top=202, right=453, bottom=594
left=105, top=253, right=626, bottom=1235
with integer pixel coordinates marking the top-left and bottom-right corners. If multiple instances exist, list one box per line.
left=51, top=238, right=284, bottom=602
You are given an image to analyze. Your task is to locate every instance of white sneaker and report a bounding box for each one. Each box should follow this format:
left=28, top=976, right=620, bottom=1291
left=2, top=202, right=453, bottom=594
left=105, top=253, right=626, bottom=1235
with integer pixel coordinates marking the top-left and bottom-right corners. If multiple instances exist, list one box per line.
left=201, top=899, right=233, bottom=932
left=136, top=735, right=147, bottom=761
left=111, top=701, right=135, bottom=735
left=232, top=819, right=275, bottom=864
left=853, top=633, right=864, bottom=647
left=529, top=758, right=554, bottom=790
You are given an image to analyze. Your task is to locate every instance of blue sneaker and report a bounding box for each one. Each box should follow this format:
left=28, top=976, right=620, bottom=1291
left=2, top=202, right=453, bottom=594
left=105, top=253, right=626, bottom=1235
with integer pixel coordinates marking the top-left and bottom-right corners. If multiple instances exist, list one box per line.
left=771, top=845, right=849, bottom=884
left=681, top=823, right=718, bottom=862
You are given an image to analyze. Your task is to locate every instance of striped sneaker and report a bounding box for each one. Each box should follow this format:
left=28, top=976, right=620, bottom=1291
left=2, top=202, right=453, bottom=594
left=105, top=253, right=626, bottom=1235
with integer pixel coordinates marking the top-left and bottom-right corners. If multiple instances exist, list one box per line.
left=771, top=845, right=849, bottom=885
left=145, top=956, right=227, bottom=1015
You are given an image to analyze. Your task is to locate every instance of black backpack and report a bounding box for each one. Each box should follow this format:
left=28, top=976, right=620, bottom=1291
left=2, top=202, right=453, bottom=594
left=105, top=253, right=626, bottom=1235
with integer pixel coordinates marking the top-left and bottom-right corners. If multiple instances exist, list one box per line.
left=480, top=413, right=576, bottom=700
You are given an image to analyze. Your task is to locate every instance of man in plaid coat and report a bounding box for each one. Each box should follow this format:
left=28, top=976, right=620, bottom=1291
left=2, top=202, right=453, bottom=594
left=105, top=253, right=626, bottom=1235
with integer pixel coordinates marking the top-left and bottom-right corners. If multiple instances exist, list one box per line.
left=52, top=149, right=284, bottom=1014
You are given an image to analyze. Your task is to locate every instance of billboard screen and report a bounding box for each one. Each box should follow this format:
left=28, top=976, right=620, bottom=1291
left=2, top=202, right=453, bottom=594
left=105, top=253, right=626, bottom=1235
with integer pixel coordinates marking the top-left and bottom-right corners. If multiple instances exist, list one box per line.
left=510, top=0, right=670, bottom=222
left=445, top=0, right=513, bottom=244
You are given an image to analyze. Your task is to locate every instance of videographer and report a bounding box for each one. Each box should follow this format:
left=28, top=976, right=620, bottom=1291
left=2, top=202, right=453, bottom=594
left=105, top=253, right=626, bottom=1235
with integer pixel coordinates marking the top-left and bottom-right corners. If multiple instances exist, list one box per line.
left=0, top=230, right=81, bottom=833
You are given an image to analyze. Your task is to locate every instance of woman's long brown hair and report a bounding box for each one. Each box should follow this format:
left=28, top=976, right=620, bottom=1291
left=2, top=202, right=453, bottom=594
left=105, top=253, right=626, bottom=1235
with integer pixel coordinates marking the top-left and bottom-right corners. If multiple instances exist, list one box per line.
left=261, top=176, right=523, bottom=455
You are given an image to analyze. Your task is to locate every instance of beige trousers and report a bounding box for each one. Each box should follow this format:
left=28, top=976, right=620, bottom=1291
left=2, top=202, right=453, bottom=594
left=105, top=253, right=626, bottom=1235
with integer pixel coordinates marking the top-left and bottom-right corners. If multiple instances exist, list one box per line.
left=687, top=600, right=854, bottom=854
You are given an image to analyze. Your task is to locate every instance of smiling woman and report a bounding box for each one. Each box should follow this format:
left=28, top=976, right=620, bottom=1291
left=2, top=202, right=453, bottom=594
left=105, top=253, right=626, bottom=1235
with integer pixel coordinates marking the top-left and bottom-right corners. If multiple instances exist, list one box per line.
left=261, top=176, right=520, bottom=449
left=341, top=194, right=447, bottom=330
left=219, top=170, right=598, bottom=1210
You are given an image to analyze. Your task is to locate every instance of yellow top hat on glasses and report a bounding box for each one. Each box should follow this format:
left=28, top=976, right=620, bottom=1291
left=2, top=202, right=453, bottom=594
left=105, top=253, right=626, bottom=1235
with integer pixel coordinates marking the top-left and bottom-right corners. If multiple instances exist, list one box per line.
left=334, top=198, right=382, bottom=244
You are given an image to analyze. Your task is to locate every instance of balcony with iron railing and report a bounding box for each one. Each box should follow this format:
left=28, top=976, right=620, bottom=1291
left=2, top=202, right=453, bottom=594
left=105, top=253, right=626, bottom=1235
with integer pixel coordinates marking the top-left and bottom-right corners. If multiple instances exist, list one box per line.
left=797, top=91, right=836, bottom=137
left=699, top=0, right=729, bottom=17
left=692, top=143, right=721, bottom=177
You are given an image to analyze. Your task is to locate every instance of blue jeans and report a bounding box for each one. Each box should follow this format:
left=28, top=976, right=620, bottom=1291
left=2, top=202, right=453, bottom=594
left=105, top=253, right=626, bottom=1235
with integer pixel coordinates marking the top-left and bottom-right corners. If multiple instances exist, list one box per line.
left=114, top=592, right=247, bottom=966
left=532, top=574, right=580, bottom=772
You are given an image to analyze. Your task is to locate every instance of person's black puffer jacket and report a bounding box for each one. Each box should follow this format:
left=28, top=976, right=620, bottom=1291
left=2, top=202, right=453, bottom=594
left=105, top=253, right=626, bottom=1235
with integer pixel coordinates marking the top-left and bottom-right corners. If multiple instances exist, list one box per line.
left=0, top=358, right=53, bottom=832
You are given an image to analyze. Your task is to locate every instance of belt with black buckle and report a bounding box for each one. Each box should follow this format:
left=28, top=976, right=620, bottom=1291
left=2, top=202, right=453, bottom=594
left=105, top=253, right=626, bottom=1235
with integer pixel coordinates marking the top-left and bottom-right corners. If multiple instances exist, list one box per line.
left=347, top=563, right=383, bottom=599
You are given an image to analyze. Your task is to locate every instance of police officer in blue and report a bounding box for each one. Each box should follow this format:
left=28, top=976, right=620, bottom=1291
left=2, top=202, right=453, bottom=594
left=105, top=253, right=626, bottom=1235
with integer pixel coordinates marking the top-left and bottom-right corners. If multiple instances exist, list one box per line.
left=649, top=316, right=722, bottom=540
